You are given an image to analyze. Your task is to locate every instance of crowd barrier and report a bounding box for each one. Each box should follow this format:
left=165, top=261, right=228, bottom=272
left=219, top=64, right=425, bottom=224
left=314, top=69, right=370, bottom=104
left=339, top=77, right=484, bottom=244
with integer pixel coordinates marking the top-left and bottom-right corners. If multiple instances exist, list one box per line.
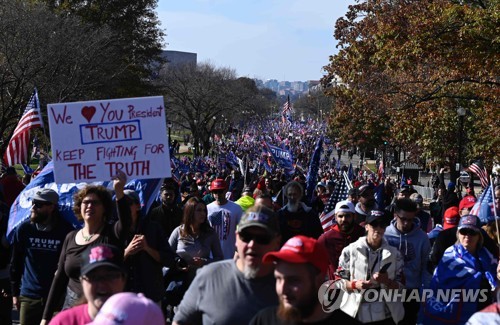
left=413, top=185, right=435, bottom=200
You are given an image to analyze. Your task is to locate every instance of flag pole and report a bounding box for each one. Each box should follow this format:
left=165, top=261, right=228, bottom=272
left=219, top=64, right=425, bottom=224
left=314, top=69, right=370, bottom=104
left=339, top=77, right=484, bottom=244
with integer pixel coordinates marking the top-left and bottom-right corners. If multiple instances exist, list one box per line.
left=491, top=175, right=499, bottom=246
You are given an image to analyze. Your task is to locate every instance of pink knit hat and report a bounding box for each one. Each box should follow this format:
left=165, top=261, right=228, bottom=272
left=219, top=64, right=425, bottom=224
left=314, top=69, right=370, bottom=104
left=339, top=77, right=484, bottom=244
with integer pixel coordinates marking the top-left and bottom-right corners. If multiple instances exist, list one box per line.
left=90, top=292, right=164, bottom=325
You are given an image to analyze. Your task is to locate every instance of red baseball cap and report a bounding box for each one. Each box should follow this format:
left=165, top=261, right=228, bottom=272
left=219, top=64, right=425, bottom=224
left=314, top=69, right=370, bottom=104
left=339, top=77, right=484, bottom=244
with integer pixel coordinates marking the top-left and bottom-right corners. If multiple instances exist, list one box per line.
left=443, top=206, right=460, bottom=230
left=263, top=235, right=328, bottom=273
left=459, top=196, right=476, bottom=211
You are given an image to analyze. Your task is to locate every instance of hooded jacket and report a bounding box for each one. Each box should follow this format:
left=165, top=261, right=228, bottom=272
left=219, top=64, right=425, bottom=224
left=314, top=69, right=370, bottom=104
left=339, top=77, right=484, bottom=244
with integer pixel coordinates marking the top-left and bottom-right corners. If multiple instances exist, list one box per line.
left=337, top=236, right=405, bottom=323
left=384, top=218, right=431, bottom=289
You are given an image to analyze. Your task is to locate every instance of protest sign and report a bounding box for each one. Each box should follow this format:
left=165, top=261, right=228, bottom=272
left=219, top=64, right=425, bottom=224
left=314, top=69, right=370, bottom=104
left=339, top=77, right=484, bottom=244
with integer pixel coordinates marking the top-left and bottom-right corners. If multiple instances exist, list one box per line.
left=47, top=96, right=171, bottom=183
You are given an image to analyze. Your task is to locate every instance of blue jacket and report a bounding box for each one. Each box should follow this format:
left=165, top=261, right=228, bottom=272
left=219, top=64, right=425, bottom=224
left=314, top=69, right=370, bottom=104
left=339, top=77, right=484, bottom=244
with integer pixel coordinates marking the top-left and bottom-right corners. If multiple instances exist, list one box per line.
left=384, top=218, right=431, bottom=289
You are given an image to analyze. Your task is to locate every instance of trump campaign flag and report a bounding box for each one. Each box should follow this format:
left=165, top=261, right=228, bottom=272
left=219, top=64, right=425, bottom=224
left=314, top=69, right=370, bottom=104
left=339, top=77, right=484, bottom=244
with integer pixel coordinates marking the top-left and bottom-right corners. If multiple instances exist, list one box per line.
left=264, top=142, right=295, bottom=176
left=3, top=88, right=43, bottom=166
left=7, top=161, right=163, bottom=241
left=305, top=137, right=323, bottom=204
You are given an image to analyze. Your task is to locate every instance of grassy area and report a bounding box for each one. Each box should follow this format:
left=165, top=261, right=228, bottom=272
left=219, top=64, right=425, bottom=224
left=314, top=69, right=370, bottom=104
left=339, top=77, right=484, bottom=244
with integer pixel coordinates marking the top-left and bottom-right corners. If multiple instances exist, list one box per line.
left=364, top=162, right=376, bottom=172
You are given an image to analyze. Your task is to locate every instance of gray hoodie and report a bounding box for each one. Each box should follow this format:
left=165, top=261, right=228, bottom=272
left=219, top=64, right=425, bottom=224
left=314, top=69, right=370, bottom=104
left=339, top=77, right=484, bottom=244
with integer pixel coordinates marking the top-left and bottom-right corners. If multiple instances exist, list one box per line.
left=384, top=218, right=431, bottom=289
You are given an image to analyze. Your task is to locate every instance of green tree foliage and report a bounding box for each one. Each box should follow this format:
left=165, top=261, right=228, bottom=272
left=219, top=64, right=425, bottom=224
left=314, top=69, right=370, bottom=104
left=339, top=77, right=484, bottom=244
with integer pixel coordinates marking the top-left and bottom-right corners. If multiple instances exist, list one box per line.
left=0, top=0, right=126, bottom=154
left=42, top=0, right=166, bottom=97
left=323, top=0, right=499, bottom=168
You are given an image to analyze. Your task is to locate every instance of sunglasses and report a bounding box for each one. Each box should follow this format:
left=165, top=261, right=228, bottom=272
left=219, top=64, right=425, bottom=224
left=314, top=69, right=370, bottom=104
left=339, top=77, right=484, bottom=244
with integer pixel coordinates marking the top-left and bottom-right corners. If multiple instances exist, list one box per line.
left=459, top=228, right=478, bottom=236
left=238, top=231, right=272, bottom=245
left=212, top=190, right=224, bottom=194
left=32, top=201, right=51, bottom=209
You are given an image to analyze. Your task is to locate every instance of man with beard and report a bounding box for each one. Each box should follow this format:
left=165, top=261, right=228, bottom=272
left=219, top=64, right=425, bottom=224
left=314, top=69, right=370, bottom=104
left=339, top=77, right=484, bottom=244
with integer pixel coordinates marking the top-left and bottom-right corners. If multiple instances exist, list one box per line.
left=148, top=181, right=183, bottom=238
left=250, top=235, right=338, bottom=324
left=354, top=184, right=378, bottom=224
left=173, top=205, right=281, bottom=325
left=10, top=189, right=73, bottom=325
left=49, top=244, right=127, bottom=324
left=318, top=200, right=365, bottom=280
left=278, top=181, right=323, bottom=245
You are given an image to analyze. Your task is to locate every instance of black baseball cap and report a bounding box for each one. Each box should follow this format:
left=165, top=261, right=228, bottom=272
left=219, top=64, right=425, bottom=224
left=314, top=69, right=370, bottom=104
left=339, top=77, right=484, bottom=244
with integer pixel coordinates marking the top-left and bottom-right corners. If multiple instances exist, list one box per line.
left=80, top=244, right=126, bottom=276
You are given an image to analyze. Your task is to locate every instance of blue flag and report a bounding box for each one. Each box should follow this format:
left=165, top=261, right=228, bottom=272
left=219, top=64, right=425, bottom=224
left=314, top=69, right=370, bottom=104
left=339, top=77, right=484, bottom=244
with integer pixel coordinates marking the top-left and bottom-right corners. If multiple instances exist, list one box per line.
left=21, top=164, right=34, bottom=175
left=400, top=174, right=407, bottom=188
left=470, top=185, right=496, bottom=224
left=7, top=161, right=163, bottom=242
left=265, top=142, right=294, bottom=176
left=347, top=163, right=354, bottom=181
left=374, top=183, right=385, bottom=210
left=305, top=137, right=323, bottom=204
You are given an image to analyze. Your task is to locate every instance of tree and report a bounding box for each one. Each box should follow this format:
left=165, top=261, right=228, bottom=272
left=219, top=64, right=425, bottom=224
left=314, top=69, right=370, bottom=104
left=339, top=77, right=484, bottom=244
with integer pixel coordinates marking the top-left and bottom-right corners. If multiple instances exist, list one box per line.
left=158, top=63, right=258, bottom=156
left=323, top=0, right=499, bottom=171
left=0, top=0, right=127, bottom=155
left=41, top=0, right=166, bottom=97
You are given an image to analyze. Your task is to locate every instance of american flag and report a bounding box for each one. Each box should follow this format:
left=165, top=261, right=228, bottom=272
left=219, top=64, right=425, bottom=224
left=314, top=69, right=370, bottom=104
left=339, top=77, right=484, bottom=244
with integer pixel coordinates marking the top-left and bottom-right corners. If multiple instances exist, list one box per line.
left=378, top=160, right=384, bottom=180
left=3, top=89, right=43, bottom=166
left=208, top=210, right=230, bottom=241
left=282, top=95, right=292, bottom=114
left=319, top=172, right=351, bottom=232
left=470, top=183, right=496, bottom=224
left=468, top=160, right=489, bottom=189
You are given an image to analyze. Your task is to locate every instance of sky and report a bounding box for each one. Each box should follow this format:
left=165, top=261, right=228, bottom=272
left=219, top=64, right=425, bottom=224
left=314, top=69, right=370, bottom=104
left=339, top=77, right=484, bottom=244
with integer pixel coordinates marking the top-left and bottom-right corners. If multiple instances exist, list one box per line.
left=156, top=0, right=355, bottom=82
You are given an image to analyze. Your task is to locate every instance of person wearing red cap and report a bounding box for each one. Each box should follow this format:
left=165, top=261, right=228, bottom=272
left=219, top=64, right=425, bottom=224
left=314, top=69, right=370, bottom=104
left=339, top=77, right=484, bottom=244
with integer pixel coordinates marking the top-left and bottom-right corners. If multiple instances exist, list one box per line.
left=459, top=195, right=477, bottom=216
left=443, top=206, right=461, bottom=230
left=206, top=178, right=243, bottom=259
left=251, top=235, right=337, bottom=324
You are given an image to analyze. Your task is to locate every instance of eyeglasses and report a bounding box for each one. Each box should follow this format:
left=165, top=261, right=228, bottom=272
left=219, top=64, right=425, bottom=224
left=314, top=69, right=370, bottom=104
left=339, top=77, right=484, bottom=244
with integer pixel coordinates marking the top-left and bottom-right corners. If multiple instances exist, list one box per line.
left=81, top=271, right=123, bottom=283
left=238, top=231, right=272, bottom=245
left=368, top=220, right=387, bottom=229
left=459, top=228, right=478, bottom=236
left=32, top=201, right=51, bottom=209
left=82, top=199, right=101, bottom=206
left=212, top=190, right=224, bottom=194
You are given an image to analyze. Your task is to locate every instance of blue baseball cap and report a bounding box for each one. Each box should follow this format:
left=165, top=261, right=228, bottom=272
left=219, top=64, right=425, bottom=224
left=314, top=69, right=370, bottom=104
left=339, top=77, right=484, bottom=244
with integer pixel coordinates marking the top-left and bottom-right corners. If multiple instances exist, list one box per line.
left=458, top=215, right=481, bottom=233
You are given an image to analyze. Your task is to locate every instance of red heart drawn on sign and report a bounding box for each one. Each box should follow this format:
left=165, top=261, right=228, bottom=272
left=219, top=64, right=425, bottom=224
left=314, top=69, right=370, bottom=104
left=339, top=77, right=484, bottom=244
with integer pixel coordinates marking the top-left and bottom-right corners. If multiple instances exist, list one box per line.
left=81, top=106, right=96, bottom=123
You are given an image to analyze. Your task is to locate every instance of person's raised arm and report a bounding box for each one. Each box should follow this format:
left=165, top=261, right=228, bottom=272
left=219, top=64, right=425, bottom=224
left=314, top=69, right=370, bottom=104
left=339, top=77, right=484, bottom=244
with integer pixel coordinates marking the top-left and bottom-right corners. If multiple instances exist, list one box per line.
left=112, top=170, right=131, bottom=240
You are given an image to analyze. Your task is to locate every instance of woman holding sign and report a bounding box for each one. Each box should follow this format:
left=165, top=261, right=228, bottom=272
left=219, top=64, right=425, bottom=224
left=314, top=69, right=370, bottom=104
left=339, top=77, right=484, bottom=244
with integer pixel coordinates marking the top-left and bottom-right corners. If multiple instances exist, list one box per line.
left=41, top=170, right=131, bottom=324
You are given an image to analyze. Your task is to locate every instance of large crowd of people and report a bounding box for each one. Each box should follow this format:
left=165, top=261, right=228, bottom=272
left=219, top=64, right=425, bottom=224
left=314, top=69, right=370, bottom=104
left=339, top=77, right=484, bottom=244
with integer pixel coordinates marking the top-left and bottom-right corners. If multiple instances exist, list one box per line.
left=0, top=119, right=499, bottom=325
